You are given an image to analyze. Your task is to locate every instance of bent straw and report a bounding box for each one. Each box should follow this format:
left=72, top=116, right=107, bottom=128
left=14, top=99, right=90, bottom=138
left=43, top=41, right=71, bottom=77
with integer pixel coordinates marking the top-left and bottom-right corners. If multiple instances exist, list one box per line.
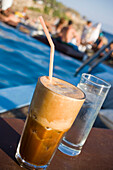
left=39, top=16, right=55, bottom=82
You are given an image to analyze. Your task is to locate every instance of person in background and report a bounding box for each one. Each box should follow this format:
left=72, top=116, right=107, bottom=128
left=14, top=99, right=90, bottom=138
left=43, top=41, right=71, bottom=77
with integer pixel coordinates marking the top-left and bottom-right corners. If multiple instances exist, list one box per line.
left=92, top=32, right=108, bottom=52
left=0, top=0, right=13, bottom=15
left=15, top=7, right=29, bottom=23
left=55, top=18, right=66, bottom=35
left=109, top=43, right=113, bottom=64
left=59, top=20, right=80, bottom=46
left=44, top=17, right=66, bottom=36
left=81, top=20, right=92, bottom=44
left=0, top=0, right=20, bottom=27
left=99, top=42, right=113, bottom=64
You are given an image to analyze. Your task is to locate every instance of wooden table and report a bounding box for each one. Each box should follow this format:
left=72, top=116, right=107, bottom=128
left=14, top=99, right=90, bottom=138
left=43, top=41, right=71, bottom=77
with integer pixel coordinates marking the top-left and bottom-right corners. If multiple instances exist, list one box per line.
left=0, top=117, right=113, bottom=170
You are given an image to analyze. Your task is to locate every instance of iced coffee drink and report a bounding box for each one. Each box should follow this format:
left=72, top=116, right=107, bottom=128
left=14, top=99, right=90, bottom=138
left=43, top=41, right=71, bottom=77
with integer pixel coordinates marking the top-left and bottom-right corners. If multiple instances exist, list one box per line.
left=15, top=76, right=85, bottom=169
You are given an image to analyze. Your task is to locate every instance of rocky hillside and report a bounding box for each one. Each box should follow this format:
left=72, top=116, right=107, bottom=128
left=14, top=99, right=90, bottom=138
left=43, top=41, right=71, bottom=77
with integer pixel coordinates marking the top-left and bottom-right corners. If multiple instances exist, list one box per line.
left=11, top=0, right=86, bottom=35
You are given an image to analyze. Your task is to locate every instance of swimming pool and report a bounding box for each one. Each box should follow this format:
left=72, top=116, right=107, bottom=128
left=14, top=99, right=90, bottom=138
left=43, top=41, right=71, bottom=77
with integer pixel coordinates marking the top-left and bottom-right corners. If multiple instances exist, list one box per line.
left=0, top=22, right=113, bottom=113
left=0, top=22, right=80, bottom=89
left=1, top=22, right=112, bottom=89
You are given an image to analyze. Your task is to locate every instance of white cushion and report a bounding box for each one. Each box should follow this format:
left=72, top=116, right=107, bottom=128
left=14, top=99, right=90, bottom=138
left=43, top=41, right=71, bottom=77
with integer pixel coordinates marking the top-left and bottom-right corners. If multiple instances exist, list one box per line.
left=99, top=109, right=113, bottom=129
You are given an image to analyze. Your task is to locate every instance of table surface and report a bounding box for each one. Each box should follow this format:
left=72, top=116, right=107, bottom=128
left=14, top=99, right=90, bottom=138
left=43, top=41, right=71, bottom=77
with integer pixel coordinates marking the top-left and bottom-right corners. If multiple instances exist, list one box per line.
left=0, top=117, right=113, bottom=170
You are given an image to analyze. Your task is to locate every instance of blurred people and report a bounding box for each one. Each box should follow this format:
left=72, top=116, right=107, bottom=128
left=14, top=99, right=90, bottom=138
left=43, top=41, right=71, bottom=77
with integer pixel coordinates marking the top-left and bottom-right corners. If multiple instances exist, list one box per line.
left=99, top=42, right=113, bottom=63
left=0, top=13, right=20, bottom=26
left=55, top=18, right=66, bottom=35
left=15, top=7, right=29, bottom=23
left=81, top=21, right=102, bottom=46
left=92, top=32, right=108, bottom=52
left=86, top=23, right=102, bottom=44
left=81, top=21, right=92, bottom=44
left=0, top=0, right=20, bottom=26
left=109, top=43, right=113, bottom=64
left=0, top=0, right=13, bottom=15
left=44, top=17, right=66, bottom=35
left=60, top=20, right=80, bottom=46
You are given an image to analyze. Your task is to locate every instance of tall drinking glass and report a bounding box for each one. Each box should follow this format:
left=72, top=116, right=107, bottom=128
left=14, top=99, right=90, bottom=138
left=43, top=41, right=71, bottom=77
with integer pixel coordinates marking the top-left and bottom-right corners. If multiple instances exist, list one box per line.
left=59, top=73, right=111, bottom=156
left=15, top=76, right=85, bottom=169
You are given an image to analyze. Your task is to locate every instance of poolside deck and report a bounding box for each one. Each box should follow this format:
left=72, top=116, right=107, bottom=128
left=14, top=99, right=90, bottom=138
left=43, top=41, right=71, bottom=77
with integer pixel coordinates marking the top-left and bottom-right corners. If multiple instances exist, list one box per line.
left=0, top=117, right=113, bottom=170
left=0, top=106, right=28, bottom=119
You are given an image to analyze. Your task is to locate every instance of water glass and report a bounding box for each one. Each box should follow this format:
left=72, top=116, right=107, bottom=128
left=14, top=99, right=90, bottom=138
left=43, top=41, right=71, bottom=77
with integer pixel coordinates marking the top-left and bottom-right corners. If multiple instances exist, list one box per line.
left=58, top=73, right=111, bottom=156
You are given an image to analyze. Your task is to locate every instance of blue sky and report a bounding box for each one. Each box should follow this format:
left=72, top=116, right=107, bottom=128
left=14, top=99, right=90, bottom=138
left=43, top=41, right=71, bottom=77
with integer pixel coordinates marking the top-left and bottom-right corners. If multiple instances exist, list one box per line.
left=58, top=0, right=113, bottom=34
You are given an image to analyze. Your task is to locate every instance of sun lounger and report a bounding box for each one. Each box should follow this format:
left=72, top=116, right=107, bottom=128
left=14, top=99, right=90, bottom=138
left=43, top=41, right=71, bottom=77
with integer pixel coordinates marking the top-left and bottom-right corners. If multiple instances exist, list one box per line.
left=33, top=35, right=85, bottom=61
left=99, top=109, right=113, bottom=129
left=0, top=84, right=35, bottom=113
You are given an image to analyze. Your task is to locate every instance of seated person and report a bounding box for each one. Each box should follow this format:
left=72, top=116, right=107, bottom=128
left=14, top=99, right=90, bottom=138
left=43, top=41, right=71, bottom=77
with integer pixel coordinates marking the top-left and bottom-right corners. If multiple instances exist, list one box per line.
left=95, top=42, right=113, bottom=65
left=92, top=32, right=108, bottom=52
left=81, top=21, right=102, bottom=46
left=0, top=0, right=13, bottom=15
left=15, top=7, right=29, bottom=23
left=0, top=1, right=20, bottom=26
left=55, top=18, right=66, bottom=35
left=44, top=18, right=66, bottom=36
left=0, top=10, right=20, bottom=26
left=109, top=43, right=113, bottom=64
left=58, top=20, right=80, bottom=51
left=104, top=43, right=113, bottom=63
left=81, top=21, right=93, bottom=44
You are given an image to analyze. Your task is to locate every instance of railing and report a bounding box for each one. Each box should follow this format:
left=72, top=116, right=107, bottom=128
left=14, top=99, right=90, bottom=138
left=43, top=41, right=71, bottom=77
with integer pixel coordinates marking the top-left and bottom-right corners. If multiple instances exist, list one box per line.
left=74, top=41, right=113, bottom=76
left=88, top=50, right=113, bottom=73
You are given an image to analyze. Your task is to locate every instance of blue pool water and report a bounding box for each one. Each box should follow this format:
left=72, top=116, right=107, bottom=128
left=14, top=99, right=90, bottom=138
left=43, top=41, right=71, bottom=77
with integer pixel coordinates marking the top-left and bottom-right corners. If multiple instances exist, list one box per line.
left=0, top=22, right=112, bottom=89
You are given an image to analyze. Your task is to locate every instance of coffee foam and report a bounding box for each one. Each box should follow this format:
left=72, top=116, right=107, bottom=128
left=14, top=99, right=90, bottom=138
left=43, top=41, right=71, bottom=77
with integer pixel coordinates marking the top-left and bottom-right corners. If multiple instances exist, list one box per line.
left=36, top=116, right=72, bottom=131
left=30, top=76, right=85, bottom=131
left=40, top=76, right=85, bottom=100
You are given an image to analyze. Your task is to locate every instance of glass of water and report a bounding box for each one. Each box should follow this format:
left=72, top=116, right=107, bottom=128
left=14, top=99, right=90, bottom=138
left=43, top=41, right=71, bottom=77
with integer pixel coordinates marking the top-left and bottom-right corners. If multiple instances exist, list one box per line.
left=58, top=73, right=111, bottom=156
